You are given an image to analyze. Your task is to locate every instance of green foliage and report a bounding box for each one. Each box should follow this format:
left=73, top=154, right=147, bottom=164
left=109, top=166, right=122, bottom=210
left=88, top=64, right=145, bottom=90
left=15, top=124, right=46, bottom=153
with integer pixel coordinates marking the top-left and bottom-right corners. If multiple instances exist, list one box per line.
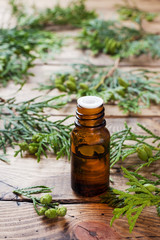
left=117, top=5, right=157, bottom=25
left=37, top=63, right=160, bottom=114
left=9, top=0, right=97, bottom=29
left=0, top=28, right=63, bottom=87
left=0, top=154, right=10, bottom=164
left=77, top=19, right=160, bottom=58
left=0, top=95, right=72, bottom=162
left=110, top=122, right=160, bottom=170
left=13, top=186, right=67, bottom=218
left=102, top=167, right=160, bottom=232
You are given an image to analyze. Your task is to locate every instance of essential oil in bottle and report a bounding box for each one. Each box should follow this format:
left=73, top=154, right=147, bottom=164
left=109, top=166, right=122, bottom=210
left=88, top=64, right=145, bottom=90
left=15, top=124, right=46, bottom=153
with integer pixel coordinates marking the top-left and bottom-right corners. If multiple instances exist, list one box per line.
left=71, top=96, right=110, bottom=197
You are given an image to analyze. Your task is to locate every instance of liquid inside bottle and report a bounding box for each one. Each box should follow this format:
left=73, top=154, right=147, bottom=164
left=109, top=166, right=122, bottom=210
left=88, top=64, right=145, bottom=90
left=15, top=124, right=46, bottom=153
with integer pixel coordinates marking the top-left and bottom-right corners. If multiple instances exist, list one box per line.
left=71, top=96, right=110, bottom=197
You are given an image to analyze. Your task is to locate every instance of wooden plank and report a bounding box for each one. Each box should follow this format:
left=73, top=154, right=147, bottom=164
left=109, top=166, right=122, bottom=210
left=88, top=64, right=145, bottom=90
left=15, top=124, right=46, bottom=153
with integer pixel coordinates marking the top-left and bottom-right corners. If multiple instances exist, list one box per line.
left=0, top=0, right=160, bottom=238
left=33, top=39, right=160, bottom=67
left=0, top=152, right=129, bottom=201
left=1, top=65, right=160, bottom=90
left=1, top=89, right=160, bottom=118
left=49, top=102, right=160, bottom=117
left=0, top=1, right=160, bottom=66
left=0, top=156, right=159, bottom=201
left=2, top=0, right=160, bottom=19
left=0, top=201, right=160, bottom=239
left=1, top=0, right=160, bottom=13
left=0, top=117, right=159, bottom=201
left=0, top=64, right=160, bottom=117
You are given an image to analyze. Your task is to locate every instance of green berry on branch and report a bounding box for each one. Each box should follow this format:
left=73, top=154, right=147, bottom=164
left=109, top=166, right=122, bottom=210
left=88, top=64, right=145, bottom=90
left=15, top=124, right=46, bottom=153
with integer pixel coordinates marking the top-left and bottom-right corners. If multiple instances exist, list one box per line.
left=136, top=145, right=148, bottom=161
left=68, top=75, right=76, bottom=84
left=118, top=78, right=129, bottom=88
left=40, top=194, right=52, bottom=204
left=18, top=141, right=29, bottom=151
left=32, top=133, right=43, bottom=143
left=56, top=206, right=67, bottom=217
left=45, top=208, right=57, bottom=219
left=143, top=184, right=156, bottom=192
left=56, top=84, right=67, bottom=92
left=143, top=144, right=153, bottom=157
left=39, top=206, right=48, bottom=216
left=66, top=80, right=77, bottom=91
left=28, top=144, right=38, bottom=154
left=55, top=78, right=63, bottom=85
left=79, top=83, right=89, bottom=90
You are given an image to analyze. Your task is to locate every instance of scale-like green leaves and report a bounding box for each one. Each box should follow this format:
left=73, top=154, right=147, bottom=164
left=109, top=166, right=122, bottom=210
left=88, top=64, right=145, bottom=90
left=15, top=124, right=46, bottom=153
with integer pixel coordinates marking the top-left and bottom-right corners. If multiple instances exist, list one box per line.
left=0, top=28, right=63, bottom=87
left=0, top=95, right=72, bottom=161
left=117, top=5, right=157, bottom=25
left=102, top=167, right=160, bottom=232
left=37, top=63, right=160, bottom=114
left=9, top=0, right=97, bottom=29
left=110, top=122, right=160, bottom=170
left=77, top=19, right=160, bottom=58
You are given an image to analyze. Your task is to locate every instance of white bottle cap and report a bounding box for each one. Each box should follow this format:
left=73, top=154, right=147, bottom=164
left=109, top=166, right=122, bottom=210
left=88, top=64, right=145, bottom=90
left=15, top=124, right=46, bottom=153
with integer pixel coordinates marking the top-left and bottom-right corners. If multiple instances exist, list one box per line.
left=77, top=96, right=103, bottom=109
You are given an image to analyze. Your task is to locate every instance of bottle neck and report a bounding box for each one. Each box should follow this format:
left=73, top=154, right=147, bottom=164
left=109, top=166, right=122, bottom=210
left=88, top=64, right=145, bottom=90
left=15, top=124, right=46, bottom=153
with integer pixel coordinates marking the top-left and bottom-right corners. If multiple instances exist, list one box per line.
left=75, top=104, right=106, bottom=128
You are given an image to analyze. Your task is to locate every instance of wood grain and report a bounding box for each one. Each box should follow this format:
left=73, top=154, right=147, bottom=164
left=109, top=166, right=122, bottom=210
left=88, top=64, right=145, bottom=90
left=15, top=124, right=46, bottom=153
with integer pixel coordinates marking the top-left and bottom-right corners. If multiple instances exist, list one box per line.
left=0, top=201, right=160, bottom=240
left=0, top=0, right=160, bottom=239
left=0, top=117, right=159, bottom=202
left=1, top=64, right=160, bottom=117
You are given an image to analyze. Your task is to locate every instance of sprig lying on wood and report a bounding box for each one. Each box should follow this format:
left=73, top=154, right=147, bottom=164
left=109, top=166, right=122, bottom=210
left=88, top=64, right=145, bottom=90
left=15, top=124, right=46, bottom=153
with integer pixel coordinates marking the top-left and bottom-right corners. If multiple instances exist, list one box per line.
left=13, top=186, right=67, bottom=218
left=37, top=63, right=160, bottom=114
left=77, top=19, right=160, bottom=58
left=117, top=4, right=158, bottom=25
left=101, top=167, right=160, bottom=232
left=0, top=28, right=63, bottom=87
left=0, top=95, right=72, bottom=162
left=9, top=0, right=97, bottom=29
left=110, top=122, right=160, bottom=170
left=103, top=121, right=160, bottom=232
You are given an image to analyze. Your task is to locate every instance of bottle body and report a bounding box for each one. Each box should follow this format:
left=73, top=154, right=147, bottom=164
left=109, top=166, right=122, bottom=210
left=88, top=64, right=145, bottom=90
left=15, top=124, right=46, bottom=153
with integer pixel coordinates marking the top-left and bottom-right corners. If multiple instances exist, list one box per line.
left=71, top=96, right=110, bottom=197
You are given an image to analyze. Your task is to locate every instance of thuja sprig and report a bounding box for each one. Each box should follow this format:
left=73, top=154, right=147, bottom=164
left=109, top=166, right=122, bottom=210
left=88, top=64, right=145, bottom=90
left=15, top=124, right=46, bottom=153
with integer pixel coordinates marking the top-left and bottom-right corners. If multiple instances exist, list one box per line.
left=77, top=19, right=160, bottom=58
left=102, top=167, right=160, bottom=232
left=110, top=122, right=160, bottom=170
left=0, top=95, right=72, bottom=162
left=9, top=0, right=97, bottom=29
left=0, top=154, right=10, bottom=164
left=13, top=186, right=67, bottom=218
left=117, top=4, right=158, bottom=26
left=37, top=63, right=160, bottom=114
left=0, top=28, right=63, bottom=87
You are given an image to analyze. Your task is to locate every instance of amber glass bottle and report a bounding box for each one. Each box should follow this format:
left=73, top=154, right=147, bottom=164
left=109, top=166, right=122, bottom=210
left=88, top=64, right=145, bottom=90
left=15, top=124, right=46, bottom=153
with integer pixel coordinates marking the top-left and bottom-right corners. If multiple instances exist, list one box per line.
left=71, top=96, right=110, bottom=197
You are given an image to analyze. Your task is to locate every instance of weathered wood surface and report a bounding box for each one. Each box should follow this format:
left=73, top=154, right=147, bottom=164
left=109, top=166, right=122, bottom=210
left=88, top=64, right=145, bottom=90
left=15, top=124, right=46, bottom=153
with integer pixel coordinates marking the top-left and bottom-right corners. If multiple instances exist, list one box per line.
left=0, top=0, right=160, bottom=239
left=0, top=201, right=160, bottom=240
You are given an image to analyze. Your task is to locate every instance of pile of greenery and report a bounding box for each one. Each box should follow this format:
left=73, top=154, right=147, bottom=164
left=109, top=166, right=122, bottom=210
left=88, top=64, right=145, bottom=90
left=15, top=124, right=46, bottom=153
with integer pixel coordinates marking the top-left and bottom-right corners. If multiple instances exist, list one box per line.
left=77, top=19, right=160, bottom=58
left=0, top=28, right=63, bottom=87
left=37, top=63, right=160, bottom=114
left=9, top=0, right=97, bottom=28
left=0, top=0, right=97, bottom=87
left=117, top=4, right=157, bottom=25
left=110, top=122, right=160, bottom=170
left=100, top=122, right=160, bottom=232
left=101, top=167, right=160, bottom=233
left=0, top=95, right=72, bottom=162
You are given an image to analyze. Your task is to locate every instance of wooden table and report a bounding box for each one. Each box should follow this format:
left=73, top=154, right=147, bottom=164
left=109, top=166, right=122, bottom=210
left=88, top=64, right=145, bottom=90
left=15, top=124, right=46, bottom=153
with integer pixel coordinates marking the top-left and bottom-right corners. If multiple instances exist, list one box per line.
left=0, top=0, right=160, bottom=239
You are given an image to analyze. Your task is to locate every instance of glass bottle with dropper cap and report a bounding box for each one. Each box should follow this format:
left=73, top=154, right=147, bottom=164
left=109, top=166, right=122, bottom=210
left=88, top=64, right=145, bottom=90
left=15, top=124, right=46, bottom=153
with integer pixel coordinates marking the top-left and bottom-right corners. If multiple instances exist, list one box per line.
left=71, top=96, right=110, bottom=197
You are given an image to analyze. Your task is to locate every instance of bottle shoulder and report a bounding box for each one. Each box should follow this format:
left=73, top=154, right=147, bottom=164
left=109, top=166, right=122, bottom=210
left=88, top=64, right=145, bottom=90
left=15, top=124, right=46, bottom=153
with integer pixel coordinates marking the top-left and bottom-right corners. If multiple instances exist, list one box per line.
left=72, top=125, right=110, bottom=133
left=71, top=126, right=110, bottom=141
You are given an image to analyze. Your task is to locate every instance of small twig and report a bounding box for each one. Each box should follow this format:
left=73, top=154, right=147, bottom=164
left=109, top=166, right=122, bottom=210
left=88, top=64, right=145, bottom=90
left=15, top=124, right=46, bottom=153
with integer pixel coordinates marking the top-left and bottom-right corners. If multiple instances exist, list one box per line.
left=94, top=58, right=120, bottom=90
